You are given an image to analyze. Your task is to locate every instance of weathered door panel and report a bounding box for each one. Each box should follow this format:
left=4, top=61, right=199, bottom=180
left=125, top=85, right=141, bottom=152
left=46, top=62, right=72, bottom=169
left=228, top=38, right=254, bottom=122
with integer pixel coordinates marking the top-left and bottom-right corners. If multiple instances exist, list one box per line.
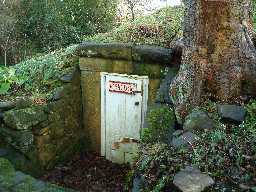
left=101, top=73, right=148, bottom=163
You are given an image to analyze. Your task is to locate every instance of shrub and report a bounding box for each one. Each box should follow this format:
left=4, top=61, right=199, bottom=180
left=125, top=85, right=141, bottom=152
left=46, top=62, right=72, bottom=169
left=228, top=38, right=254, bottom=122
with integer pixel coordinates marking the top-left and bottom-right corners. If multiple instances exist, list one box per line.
left=141, top=106, right=175, bottom=144
left=135, top=143, right=190, bottom=191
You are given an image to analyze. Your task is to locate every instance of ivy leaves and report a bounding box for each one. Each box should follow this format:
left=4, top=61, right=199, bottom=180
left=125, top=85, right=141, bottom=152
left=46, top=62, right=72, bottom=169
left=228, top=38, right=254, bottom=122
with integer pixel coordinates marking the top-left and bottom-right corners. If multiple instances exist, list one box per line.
left=0, top=67, right=27, bottom=95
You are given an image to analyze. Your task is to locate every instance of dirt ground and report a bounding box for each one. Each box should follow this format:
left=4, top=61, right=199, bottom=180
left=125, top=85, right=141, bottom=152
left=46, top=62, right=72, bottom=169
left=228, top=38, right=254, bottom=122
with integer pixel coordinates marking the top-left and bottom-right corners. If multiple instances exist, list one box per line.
left=42, top=152, right=130, bottom=192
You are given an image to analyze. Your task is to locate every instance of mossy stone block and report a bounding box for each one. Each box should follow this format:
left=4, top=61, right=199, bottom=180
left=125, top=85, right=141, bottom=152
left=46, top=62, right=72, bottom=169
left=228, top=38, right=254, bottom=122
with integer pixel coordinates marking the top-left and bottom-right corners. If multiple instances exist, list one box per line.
left=3, top=106, right=48, bottom=130
left=0, top=128, right=34, bottom=154
left=76, top=42, right=132, bottom=60
left=132, top=45, right=172, bottom=65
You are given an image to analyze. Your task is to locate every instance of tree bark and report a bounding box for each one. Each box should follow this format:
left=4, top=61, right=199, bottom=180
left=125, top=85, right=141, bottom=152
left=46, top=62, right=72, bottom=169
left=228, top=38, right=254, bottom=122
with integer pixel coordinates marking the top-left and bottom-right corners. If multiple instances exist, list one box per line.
left=170, top=0, right=256, bottom=122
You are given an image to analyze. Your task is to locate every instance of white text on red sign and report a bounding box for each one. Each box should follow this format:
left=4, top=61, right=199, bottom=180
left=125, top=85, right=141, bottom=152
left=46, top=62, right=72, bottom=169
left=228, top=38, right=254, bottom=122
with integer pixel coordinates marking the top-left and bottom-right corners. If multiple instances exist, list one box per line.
left=108, top=81, right=137, bottom=94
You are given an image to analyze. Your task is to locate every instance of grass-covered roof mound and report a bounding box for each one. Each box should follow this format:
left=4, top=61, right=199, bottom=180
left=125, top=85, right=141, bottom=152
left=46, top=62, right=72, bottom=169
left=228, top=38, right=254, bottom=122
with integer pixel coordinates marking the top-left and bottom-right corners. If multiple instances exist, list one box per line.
left=84, top=6, right=184, bottom=47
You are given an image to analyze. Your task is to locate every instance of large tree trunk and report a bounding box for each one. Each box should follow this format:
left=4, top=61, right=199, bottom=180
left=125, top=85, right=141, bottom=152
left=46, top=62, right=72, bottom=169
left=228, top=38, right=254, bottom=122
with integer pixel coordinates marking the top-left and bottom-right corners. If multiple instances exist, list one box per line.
left=170, top=0, right=256, bottom=122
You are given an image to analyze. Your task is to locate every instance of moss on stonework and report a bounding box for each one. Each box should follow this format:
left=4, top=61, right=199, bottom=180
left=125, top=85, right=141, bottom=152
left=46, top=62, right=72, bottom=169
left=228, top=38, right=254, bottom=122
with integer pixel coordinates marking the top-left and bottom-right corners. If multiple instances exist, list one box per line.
left=3, top=105, right=48, bottom=130
left=0, top=158, right=76, bottom=192
left=133, top=63, right=164, bottom=78
left=0, top=158, right=16, bottom=188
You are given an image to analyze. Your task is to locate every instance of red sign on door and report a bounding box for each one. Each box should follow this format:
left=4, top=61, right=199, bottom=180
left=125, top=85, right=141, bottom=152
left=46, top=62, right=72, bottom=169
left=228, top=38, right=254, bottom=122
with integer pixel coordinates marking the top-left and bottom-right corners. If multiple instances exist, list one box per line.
left=108, top=81, right=137, bottom=94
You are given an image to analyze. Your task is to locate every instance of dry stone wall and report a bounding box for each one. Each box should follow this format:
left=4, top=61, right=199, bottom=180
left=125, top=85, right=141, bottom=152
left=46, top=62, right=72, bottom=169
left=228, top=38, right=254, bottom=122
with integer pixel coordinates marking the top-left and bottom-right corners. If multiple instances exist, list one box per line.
left=0, top=67, right=84, bottom=176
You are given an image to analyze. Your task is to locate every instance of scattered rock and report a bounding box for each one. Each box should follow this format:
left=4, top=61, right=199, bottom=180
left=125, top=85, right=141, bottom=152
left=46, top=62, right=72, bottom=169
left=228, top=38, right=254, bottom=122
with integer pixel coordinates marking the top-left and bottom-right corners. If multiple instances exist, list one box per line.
left=172, top=131, right=198, bottom=148
left=0, top=148, right=8, bottom=157
left=184, top=108, right=214, bottom=131
left=3, top=106, right=48, bottom=130
left=14, top=98, right=33, bottom=110
left=0, top=101, right=16, bottom=111
left=60, top=74, right=73, bottom=83
left=132, top=174, right=145, bottom=192
left=239, top=183, right=251, bottom=190
left=12, top=171, right=30, bottom=185
left=172, top=130, right=184, bottom=137
left=0, top=127, right=34, bottom=154
left=173, top=166, right=214, bottom=192
left=52, top=87, right=65, bottom=101
left=217, top=104, right=246, bottom=123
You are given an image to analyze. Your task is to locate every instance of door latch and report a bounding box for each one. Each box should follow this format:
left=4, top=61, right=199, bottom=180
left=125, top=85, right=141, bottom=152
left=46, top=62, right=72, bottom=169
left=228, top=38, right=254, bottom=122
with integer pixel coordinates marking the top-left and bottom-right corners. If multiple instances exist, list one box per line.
left=135, top=102, right=140, bottom=106
left=133, top=90, right=142, bottom=95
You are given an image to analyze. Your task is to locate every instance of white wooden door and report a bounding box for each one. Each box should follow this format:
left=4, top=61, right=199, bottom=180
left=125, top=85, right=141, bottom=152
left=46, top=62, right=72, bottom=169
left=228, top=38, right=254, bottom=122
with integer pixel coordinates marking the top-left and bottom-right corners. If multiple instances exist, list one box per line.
left=101, top=73, right=148, bottom=163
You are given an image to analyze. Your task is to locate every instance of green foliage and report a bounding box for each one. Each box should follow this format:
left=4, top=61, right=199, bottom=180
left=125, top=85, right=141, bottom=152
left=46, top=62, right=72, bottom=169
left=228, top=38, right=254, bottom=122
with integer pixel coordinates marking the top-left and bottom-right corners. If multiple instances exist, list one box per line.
left=124, top=170, right=135, bottom=191
left=243, top=99, right=256, bottom=135
left=253, top=0, right=256, bottom=28
left=85, top=6, right=184, bottom=47
left=17, top=0, right=117, bottom=52
left=153, top=176, right=171, bottom=192
left=0, top=0, right=118, bottom=65
left=136, top=100, right=256, bottom=191
left=0, top=67, right=26, bottom=95
left=16, top=45, right=78, bottom=94
left=0, top=44, right=78, bottom=97
left=141, top=106, right=175, bottom=143
left=136, top=143, right=190, bottom=191
left=190, top=101, right=256, bottom=188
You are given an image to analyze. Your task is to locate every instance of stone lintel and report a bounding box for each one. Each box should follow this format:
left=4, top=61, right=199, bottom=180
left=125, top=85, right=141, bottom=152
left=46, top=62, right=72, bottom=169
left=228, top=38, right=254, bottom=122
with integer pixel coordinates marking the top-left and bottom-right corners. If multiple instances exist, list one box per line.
left=76, top=42, right=173, bottom=66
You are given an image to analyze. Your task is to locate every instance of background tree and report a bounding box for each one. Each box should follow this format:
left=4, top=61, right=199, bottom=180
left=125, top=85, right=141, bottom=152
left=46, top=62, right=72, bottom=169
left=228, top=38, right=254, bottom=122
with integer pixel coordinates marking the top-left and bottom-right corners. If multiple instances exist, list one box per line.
left=118, top=0, right=152, bottom=21
left=18, top=0, right=118, bottom=52
left=170, top=0, right=256, bottom=122
left=0, top=0, right=118, bottom=65
left=0, top=0, right=20, bottom=66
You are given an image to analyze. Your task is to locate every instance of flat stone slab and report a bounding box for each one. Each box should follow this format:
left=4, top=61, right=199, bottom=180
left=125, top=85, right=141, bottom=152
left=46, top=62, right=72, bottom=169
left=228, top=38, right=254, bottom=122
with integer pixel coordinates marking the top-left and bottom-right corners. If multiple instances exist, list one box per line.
left=173, top=166, right=214, bottom=192
left=132, top=174, right=145, bottom=192
left=184, top=109, right=214, bottom=131
left=132, top=45, right=173, bottom=65
left=172, top=131, right=198, bottom=148
left=76, top=42, right=174, bottom=65
left=76, top=42, right=133, bottom=60
left=60, top=74, right=73, bottom=83
left=0, top=101, right=16, bottom=111
left=217, top=104, right=246, bottom=123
